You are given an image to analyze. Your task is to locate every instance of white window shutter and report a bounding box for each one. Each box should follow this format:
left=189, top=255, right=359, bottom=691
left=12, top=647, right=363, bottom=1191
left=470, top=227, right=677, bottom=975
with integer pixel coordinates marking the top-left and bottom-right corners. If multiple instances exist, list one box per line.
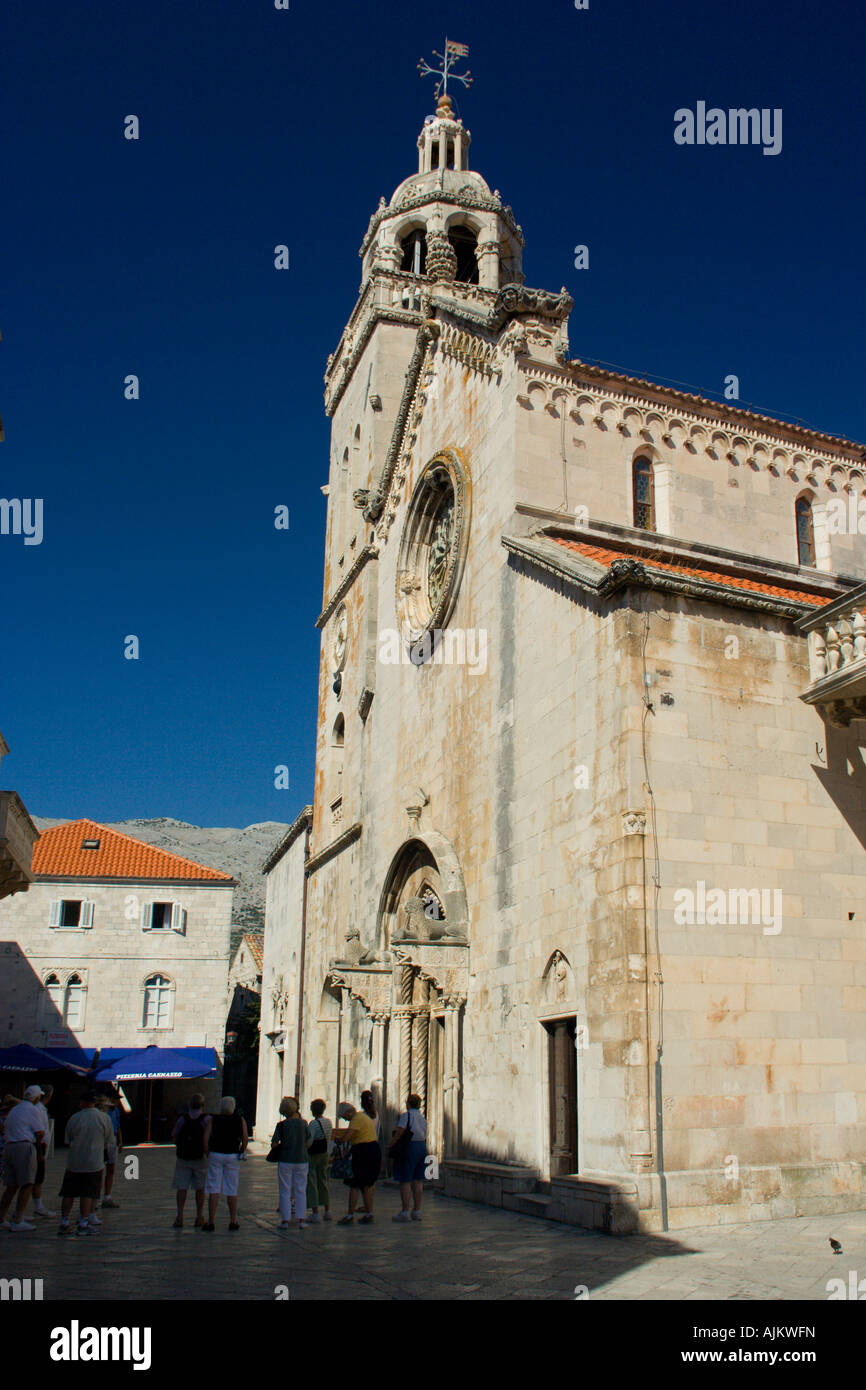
left=141, top=902, right=153, bottom=931
left=49, top=900, right=61, bottom=927
left=171, top=903, right=186, bottom=934
left=81, top=901, right=94, bottom=928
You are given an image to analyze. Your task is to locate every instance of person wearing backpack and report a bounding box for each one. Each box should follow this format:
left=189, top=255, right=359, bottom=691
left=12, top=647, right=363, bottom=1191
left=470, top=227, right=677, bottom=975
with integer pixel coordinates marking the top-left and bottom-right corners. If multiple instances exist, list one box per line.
left=305, top=1099, right=332, bottom=1223
left=171, top=1093, right=211, bottom=1229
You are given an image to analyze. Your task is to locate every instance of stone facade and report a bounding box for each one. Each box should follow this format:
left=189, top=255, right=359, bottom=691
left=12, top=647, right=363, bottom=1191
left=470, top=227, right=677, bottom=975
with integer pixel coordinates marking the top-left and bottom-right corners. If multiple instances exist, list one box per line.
left=270, top=93, right=866, bottom=1230
left=254, top=808, right=312, bottom=1142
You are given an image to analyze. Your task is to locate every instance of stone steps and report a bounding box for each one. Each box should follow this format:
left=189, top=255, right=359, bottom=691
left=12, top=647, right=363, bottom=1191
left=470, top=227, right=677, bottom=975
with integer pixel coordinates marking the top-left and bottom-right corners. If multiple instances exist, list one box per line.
left=502, top=1190, right=554, bottom=1218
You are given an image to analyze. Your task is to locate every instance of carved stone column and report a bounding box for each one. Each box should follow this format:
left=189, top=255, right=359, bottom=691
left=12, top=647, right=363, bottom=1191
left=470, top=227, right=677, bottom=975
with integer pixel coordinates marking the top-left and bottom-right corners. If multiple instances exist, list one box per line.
left=370, top=1011, right=389, bottom=1120
left=411, top=978, right=430, bottom=1110
left=477, top=238, right=500, bottom=290
left=442, top=992, right=465, bottom=1156
left=426, top=230, right=457, bottom=284
left=395, top=965, right=415, bottom=1107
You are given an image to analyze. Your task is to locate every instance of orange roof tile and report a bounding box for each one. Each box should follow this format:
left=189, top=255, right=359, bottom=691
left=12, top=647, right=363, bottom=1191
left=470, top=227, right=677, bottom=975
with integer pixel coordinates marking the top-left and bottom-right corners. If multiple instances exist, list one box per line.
left=243, top=934, right=264, bottom=972
left=553, top=538, right=834, bottom=607
left=33, top=819, right=235, bottom=884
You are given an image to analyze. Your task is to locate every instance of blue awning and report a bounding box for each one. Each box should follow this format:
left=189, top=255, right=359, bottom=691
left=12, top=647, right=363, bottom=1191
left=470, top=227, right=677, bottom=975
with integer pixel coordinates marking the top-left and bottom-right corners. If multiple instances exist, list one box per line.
left=91, top=1045, right=218, bottom=1081
left=0, top=1044, right=90, bottom=1073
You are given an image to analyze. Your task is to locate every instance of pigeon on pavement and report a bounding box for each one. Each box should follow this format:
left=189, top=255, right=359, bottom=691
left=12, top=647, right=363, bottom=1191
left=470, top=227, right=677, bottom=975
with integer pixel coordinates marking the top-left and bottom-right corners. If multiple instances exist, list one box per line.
left=829, top=1237, right=843, bottom=1254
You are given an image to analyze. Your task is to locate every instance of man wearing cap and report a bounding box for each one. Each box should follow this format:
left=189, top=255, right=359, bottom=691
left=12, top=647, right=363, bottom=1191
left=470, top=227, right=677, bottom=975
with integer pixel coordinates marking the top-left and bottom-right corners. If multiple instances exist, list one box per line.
left=57, top=1091, right=114, bottom=1238
left=0, top=1085, right=47, bottom=1232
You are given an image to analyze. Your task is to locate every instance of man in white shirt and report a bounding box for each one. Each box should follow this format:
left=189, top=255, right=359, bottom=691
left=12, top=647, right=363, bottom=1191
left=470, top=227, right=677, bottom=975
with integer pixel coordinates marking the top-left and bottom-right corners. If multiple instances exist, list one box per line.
left=31, top=1083, right=55, bottom=1218
left=0, top=1086, right=46, bottom=1231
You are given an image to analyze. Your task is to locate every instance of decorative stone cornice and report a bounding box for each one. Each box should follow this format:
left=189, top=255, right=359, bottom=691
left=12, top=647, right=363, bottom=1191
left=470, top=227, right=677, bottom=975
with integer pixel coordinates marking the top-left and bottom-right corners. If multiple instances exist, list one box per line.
left=316, top=545, right=378, bottom=630
left=305, top=822, right=362, bottom=878
left=359, top=186, right=524, bottom=259
left=502, top=534, right=827, bottom=621
left=261, top=805, right=313, bottom=875
left=360, top=320, right=437, bottom=524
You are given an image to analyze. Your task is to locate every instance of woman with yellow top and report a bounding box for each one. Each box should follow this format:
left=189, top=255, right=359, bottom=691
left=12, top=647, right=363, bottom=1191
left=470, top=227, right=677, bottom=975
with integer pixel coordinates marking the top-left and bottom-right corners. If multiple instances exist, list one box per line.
left=332, top=1095, right=381, bottom=1224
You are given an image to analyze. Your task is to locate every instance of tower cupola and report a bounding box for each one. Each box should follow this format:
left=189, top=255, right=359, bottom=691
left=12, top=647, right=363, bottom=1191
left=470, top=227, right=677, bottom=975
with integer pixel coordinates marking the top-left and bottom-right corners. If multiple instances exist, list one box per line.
left=358, top=44, right=524, bottom=294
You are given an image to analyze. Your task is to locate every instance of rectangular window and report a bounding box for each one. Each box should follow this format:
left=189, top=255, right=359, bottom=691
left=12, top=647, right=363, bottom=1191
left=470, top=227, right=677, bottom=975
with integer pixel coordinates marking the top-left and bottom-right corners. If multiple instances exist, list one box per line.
left=147, top=902, right=174, bottom=930
left=49, top=900, right=94, bottom=929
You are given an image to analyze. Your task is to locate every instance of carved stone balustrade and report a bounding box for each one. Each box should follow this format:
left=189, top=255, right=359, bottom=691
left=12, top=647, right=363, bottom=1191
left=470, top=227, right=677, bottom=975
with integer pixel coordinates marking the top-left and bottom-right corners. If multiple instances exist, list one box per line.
left=0, top=790, right=38, bottom=899
left=797, top=582, right=866, bottom=726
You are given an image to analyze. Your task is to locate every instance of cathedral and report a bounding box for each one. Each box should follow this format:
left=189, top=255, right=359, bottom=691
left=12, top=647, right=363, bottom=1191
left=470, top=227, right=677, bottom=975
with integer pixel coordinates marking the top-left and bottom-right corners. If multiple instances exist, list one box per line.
left=256, top=75, right=866, bottom=1232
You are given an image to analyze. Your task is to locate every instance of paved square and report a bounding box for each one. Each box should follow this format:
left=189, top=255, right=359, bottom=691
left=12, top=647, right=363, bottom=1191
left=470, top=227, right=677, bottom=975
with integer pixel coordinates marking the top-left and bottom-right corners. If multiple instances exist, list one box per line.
left=1, top=1149, right=863, bottom=1300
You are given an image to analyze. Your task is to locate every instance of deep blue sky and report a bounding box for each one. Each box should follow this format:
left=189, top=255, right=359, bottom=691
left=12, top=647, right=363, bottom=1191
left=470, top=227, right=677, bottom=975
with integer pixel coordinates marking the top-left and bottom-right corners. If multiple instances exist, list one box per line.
left=2, top=0, right=863, bottom=828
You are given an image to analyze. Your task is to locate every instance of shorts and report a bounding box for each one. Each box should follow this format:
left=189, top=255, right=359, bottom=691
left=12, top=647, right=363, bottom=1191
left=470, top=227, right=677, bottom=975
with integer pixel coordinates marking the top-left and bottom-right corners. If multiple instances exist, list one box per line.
left=345, top=1140, right=381, bottom=1190
left=172, top=1158, right=207, bottom=1191
left=105, top=1144, right=118, bottom=1165
left=205, top=1151, right=240, bottom=1197
left=2, top=1142, right=36, bottom=1188
left=392, top=1139, right=428, bottom=1184
left=59, top=1169, right=103, bottom=1199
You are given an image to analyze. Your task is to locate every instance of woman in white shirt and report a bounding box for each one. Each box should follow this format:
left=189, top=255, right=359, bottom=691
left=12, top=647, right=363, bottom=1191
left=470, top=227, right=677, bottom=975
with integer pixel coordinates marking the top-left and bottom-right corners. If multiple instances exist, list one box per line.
left=388, top=1093, right=428, bottom=1223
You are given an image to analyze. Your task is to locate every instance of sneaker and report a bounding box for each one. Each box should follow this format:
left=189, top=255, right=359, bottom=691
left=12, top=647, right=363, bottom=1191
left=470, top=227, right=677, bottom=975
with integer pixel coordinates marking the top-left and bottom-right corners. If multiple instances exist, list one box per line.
left=9, top=1220, right=35, bottom=1231
left=298, top=1220, right=307, bottom=1229
left=278, top=1221, right=290, bottom=1230
left=76, top=1224, right=92, bottom=1236
left=306, top=1212, right=321, bottom=1223
left=411, top=1210, right=422, bottom=1221
left=101, top=1198, right=120, bottom=1209
left=337, top=1215, right=354, bottom=1225
left=323, top=1211, right=332, bottom=1222
left=34, top=1205, right=55, bottom=1218
left=358, top=1214, right=375, bottom=1224
left=88, top=1214, right=102, bottom=1227
left=57, top=1223, right=72, bottom=1237
left=392, top=1211, right=411, bottom=1223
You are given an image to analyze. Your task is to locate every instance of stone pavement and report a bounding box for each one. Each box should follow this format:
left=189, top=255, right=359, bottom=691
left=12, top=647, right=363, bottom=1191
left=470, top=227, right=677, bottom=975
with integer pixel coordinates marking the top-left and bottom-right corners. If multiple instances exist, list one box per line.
left=1, top=1148, right=864, bottom=1300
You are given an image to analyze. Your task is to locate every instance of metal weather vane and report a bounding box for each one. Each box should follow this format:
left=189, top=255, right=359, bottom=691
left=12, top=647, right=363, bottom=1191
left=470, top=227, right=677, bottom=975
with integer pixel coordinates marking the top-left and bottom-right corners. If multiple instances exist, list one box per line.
left=418, top=39, right=472, bottom=100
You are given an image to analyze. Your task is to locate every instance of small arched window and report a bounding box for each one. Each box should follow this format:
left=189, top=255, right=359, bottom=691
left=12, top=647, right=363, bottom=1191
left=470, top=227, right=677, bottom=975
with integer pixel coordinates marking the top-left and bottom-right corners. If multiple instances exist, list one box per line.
left=633, top=457, right=655, bottom=531
left=332, top=714, right=345, bottom=782
left=42, top=973, right=63, bottom=1023
left=448, top=226, right=479, bottom=284
left=143, top=974, right=173, bottom=1029
left=400, top=230, right=427, bottom=276
left=796, top=495, right=815, bottom=566
left=64, top=973, right=86, bottom=1029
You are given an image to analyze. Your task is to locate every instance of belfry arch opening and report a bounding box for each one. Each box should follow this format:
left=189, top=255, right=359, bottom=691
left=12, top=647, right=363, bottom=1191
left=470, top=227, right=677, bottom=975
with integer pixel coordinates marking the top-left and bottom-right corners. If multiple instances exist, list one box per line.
left=448, top=226, right=479, bottom=284
left=400, top=229, right=427, bottom=276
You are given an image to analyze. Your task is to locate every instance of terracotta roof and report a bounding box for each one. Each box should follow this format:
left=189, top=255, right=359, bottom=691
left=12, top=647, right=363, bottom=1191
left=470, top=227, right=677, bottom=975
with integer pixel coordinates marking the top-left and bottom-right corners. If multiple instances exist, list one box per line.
left=551, top=538, right=834, bottom=607
left=33, top=819, right=235, bottom=884
left=243, top=934, right=264, bottom=972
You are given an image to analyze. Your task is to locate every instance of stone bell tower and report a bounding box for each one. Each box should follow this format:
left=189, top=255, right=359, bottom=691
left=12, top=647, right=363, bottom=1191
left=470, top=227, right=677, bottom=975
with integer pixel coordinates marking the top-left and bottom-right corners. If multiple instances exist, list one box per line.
left=320, top=78, right=528, bottom=594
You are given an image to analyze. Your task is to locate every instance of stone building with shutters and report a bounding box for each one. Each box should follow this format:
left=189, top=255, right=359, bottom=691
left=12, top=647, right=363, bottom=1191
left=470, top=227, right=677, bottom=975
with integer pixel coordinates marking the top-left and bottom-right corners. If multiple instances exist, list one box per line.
left=0, top=818, right=234, bottom=1073
left=273, top=86, right=866, bottom=1231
